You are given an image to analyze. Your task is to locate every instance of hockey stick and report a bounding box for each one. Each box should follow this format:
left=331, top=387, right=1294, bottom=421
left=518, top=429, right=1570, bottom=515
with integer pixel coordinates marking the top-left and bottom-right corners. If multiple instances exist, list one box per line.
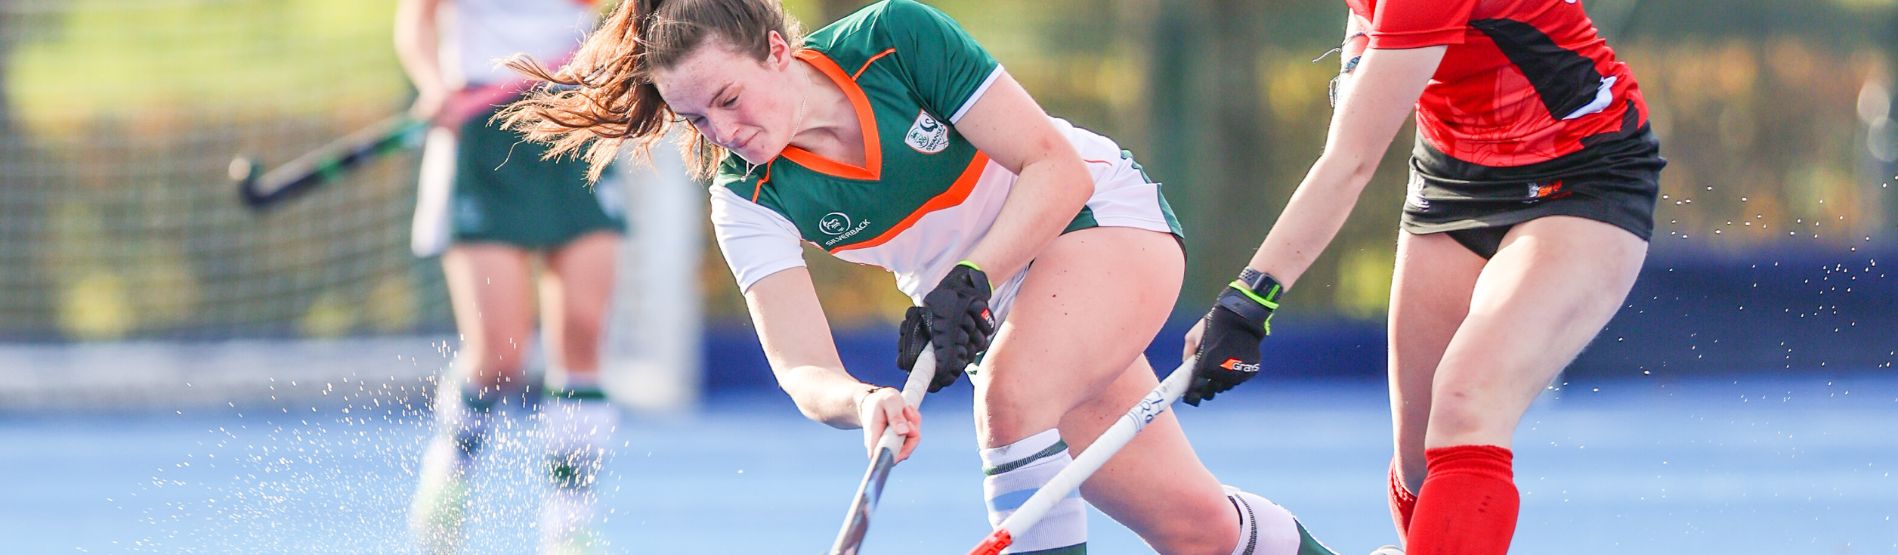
left=229, top=80, right=531, bottom=211
left=827, top=346, right=947, bottom=555
left=230, top=114, right=427, bottom=210
left=967, top=357, right=1198, bottom=555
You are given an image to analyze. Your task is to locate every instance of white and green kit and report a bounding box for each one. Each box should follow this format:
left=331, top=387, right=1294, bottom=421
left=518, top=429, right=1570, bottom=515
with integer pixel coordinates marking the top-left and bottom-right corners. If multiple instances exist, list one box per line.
left=710, top=0, right=1182, bottom=320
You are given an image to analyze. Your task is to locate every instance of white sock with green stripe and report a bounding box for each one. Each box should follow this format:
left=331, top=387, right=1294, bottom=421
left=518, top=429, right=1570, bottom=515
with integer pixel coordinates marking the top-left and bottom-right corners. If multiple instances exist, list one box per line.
left=539, top=372, right=617, bottom=550
left=1223, top=486, right=1338, bottom=555
left=425, top=370, right=498, bottom=473
left=541, top=377, right=616, bottom=489
left=981, top=429, right=1086, bottom=554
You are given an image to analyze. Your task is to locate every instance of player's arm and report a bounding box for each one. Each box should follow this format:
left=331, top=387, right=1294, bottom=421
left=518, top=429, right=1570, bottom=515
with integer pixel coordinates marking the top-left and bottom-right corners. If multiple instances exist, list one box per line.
left=745, top=269, right=922, bottom=459
left=1240, top=44, right=1444, bottom=287
left=744, top=268, right=865, bottom=427
left=394, top=0, right=450, bottom=121
left=1180, top=45, right=1445, bottom=405
left=887, top=70, right=1090, bottom=394
left=951, top=70, right=1094, bottom=283
left=883, top=0, right=1088, bottom=390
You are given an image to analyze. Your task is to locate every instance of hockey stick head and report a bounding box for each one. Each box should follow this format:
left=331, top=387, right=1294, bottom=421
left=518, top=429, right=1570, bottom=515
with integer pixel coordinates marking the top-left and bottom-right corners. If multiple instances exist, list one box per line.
left=228, top=155, right=269, bottom=208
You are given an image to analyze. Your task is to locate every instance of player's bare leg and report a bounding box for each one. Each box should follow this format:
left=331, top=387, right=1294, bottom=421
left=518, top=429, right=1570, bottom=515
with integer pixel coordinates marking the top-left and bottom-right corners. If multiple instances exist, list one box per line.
left=535, top=231, right=621, bottom=554
left=1384, top=230, right=1483, bottom=538
left=540, top=231, right=618, bottom=382
left=444, top=243, right=539, bottom=391
left=411, top=243, right=536, bottom=554
left=1405, top=216, right=1646, bottom=555
left=979, top=227, right=1335, bottom=554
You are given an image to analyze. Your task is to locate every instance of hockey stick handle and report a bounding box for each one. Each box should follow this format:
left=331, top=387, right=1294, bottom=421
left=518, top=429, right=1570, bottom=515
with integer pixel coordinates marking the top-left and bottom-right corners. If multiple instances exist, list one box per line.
left=877, top=346, right=938, bottom=453
left=235, top=115, right=426, bottom=208
left=827, top=346, right=954, bottom=555
left=969, top=357, right=1198, bottom=555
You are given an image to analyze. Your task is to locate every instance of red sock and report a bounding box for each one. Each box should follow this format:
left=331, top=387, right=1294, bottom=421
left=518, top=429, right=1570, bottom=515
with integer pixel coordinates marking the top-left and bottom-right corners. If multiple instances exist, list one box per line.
left=1406, top=445, right=1518, bottom=555
left=1388, top=458, right=1418, bottom=536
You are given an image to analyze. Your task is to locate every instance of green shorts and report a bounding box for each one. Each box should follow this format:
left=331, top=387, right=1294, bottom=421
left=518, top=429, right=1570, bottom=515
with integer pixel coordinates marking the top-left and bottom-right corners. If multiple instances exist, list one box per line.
left=446, top=105, right=625, bottom=250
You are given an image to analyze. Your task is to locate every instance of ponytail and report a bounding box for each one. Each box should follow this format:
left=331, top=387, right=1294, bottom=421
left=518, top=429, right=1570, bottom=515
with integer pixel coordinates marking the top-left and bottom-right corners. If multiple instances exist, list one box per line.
left=497, top=0, right=801, bottom=181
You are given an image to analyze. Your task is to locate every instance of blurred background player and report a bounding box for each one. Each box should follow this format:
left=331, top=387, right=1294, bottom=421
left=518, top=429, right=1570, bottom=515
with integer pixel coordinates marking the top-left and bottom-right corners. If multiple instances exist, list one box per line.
left=394, top=0, right=626, bottom=552
left=501, top=0, right=1344, bottom=553
left=1183, top=1, right=1663, bottom=554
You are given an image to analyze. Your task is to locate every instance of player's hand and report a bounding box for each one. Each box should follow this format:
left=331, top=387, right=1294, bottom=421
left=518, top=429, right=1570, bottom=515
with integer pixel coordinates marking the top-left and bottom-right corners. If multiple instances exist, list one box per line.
left=899, top=262, right=996, bottom=392
left=432, top=87, right=502, bottom=129
left=1183, top=275, right=1283, bottom=406
left=857, top=386, right=922, bottom=462
left=409, top=88, right=448, bottom=125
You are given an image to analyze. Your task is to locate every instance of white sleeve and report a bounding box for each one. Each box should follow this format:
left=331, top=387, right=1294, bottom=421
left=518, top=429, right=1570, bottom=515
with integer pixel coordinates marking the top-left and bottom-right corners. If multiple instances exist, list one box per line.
left=709, top=186, right=807, bottom=292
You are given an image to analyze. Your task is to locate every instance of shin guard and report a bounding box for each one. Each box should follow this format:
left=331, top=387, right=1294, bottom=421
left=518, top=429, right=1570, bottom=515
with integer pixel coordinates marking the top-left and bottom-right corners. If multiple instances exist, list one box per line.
left=1406, top=445, right=1518, bottom=555
left=981, top=429, right=1086, bottom=554
left=1388, top=459, right=1418, bottom=537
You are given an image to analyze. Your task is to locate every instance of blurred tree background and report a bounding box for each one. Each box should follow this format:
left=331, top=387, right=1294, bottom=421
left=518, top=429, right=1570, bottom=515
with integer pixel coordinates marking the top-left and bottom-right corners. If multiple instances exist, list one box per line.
left=2, top=0, right=1895, bottom=341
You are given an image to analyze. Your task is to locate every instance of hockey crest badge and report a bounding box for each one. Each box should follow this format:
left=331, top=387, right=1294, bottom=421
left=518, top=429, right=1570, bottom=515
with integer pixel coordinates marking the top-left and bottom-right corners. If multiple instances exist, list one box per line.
left=904, top=110, right=950, bottom=154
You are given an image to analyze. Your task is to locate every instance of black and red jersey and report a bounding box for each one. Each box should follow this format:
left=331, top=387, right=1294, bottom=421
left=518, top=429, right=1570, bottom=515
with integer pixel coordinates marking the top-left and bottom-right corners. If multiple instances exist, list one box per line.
left=1343, top=0, right=1648, bottom=168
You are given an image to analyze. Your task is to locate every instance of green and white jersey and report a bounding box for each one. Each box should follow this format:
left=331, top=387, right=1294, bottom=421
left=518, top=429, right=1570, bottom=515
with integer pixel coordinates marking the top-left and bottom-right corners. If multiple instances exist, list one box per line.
left=710, top=0, right=1180, bottom=313
left=442, top=0, right=597, bottom=87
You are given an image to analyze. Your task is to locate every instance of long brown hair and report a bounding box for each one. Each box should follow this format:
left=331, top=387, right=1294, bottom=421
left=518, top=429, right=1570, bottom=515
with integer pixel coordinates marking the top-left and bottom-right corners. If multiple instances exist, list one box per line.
left=497, top=0, right=802, bottom=181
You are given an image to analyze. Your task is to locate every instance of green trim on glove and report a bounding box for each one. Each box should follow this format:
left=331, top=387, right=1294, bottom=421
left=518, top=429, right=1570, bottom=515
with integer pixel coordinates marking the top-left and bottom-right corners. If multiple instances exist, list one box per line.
left=1228, top=279, right=1282, bottom=310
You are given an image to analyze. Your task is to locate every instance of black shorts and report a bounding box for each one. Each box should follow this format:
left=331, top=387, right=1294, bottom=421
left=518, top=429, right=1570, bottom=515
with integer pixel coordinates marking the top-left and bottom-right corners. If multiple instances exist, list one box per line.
left=1399, top=124, right=1664, bottom=258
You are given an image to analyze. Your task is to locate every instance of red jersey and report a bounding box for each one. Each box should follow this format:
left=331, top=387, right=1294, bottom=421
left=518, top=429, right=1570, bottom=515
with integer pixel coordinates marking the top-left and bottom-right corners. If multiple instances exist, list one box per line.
left=1343, top=0, right=1648, bottom=168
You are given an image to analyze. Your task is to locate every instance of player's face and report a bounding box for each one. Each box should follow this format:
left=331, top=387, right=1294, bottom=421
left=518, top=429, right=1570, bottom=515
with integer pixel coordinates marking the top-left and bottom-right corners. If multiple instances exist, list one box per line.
left=655, top=34, right=800, bottom=165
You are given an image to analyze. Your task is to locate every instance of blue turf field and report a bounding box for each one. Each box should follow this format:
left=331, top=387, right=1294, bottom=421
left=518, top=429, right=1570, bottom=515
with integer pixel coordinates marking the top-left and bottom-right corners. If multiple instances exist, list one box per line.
left=3, top=373, right=1896, bottom=554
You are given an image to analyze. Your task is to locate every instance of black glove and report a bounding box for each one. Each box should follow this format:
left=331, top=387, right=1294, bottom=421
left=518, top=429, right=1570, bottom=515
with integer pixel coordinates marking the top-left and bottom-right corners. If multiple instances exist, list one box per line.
left=1184, top=270, right=1284, bottom=406
left=896, top=306, right=955, bottom=391
left=897, top=262, right=996, bottom=392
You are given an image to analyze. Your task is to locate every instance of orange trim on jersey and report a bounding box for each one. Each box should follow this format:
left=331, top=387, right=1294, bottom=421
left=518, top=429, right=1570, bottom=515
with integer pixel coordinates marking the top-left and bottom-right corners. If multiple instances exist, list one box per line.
left=783, top=50, right=881, bottom=181
left=852, top=48, right=898, bottom=80
left=750, top=162, right=774, bottom=203
left=830, top=153, right=990, bottom=254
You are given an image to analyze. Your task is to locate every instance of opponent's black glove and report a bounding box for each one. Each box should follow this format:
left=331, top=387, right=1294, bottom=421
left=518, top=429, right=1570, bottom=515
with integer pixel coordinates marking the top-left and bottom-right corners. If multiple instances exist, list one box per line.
left=1184, top=269, right=1284, bottom=406
left=897, top=262, right=996, bottom=392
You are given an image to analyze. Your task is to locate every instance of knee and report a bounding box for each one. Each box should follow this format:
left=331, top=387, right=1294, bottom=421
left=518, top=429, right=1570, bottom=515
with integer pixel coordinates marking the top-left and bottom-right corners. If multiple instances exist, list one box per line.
left=1424, top=387, right=1511, bottom=444
left=561, top=305, right=607, bottom=341
left=1139, top=494, right=1239, bottom=555
left=554, top=312, right=604, bottom=357
left=975, top=382, right=1067, bottom=447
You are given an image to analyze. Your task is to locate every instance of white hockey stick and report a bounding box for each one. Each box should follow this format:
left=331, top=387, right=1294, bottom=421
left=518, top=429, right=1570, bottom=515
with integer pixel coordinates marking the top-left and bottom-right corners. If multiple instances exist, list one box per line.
left=967, top=357, right=1198, bottom=555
